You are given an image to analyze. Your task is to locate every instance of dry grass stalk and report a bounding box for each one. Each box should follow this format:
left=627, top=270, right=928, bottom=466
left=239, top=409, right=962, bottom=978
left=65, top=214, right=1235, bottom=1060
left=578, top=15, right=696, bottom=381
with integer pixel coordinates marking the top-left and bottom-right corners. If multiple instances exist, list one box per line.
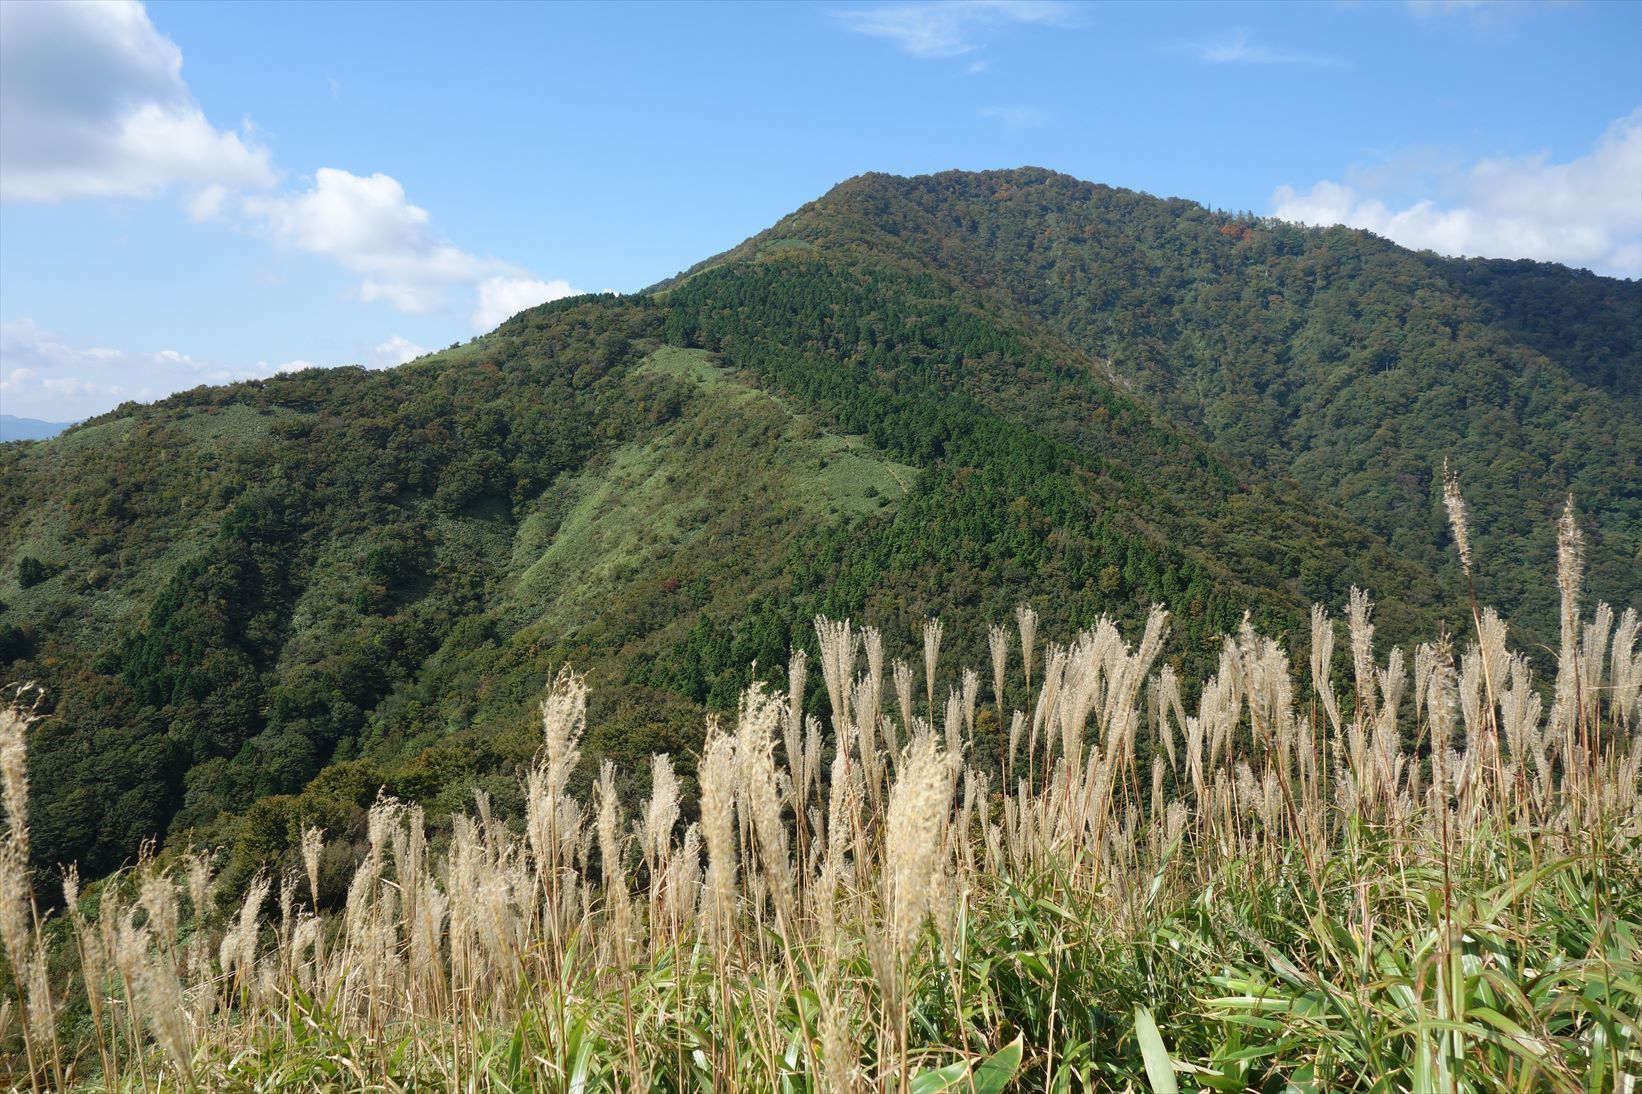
left=5, top=538, right=1639, bottom=1091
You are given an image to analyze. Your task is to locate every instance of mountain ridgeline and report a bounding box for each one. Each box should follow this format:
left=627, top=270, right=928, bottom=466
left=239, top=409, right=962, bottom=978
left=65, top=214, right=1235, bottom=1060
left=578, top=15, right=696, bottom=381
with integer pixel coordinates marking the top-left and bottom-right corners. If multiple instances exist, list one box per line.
left=2, top=167, right=1638, bottom=891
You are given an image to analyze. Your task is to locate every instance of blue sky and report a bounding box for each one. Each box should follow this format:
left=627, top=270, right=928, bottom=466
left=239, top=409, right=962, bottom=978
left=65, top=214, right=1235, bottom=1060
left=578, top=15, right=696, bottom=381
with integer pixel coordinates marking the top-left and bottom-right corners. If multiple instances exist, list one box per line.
left=2, top=0, right=1639, bottom=421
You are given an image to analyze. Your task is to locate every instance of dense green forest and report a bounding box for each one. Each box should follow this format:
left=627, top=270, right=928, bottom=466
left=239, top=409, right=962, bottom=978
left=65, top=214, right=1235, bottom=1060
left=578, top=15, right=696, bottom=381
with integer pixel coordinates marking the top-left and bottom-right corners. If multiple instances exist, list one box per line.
left=0, top=167, right=1636, bottom=898
left=686, top=169, right=1640, bottom=632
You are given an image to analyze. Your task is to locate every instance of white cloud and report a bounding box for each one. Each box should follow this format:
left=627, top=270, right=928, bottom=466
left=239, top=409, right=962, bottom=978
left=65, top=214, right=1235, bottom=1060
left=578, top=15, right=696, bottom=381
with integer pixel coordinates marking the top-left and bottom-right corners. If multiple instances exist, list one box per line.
left=1183, top=30, right=1343, bottom=67
left=372, top=336, right=428, bottom=367
left=42, top=376, right=97, bottom=397
left=242, top=357, right=320, bottom=376
left=1272, top=109, right=1642, bottom=278
left=473, top=276, right=582, bottom=331
left=235, top=168, right=586, bottom=321
left=239, top=168, right=511, bottom=315
left=834, top=0, right=1075, bottom=59
left=0, top=0, right=275, bottom=202
left=187, top=182, right=231, bottom=222
left=0, top=2, right=586, bottom=402
left=0, top=317, right=301, bottom=419
left=359, top=279, right=448, bottom=315
left=978, top=105, right=1047, bottom=129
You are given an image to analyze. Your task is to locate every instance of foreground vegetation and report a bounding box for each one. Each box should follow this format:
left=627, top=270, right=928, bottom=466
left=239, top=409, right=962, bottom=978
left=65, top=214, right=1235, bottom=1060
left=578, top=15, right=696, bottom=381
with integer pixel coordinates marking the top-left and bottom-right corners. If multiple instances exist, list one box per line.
left=2, top=488, right=1639, bottom=1091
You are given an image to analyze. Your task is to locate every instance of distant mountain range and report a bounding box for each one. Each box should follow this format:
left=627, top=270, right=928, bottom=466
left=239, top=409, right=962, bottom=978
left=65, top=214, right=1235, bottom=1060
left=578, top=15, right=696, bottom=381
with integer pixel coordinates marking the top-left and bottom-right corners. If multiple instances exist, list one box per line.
left=2, top=167, right=1637, bottom=889
left=0, top=413, right=74, bottom=442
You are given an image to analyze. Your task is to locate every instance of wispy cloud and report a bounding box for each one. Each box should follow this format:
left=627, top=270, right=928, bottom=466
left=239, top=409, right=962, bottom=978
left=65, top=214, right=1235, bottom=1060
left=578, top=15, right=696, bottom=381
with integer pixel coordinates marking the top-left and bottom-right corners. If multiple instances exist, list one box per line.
left=0, top=317, right=455, bottom=419
left=1272, top=108, right=1642, bottom=278
left=1400, top=0, right=1543, bottom=37
left=1182, top=29, right=1344, bottom=68
left=0, top=317, right=313, bottom=419
left=978, top=105, right=1047, bottom=129
left=1404, top=0, right=1513, bottom=24
left=834, top=0, right=1076, bottom=59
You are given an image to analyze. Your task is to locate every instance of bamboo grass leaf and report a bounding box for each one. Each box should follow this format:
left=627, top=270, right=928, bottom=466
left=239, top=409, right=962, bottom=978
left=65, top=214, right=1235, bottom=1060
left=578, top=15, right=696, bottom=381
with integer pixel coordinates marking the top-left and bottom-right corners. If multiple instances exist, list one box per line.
left=1134, top=1005, right=1179, bottom=1094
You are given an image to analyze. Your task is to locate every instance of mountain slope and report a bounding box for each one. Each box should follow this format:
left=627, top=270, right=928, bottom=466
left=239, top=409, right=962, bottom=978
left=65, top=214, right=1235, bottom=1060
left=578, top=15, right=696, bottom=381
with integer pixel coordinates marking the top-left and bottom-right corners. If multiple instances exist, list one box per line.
left=2, top=168, right=1635, bottom=892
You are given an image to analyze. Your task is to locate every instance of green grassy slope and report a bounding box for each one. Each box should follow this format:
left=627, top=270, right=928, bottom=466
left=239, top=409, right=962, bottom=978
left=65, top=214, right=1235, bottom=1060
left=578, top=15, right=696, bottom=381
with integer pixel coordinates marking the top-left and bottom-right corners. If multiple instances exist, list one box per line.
left=502, top=347, right=912, bottom=643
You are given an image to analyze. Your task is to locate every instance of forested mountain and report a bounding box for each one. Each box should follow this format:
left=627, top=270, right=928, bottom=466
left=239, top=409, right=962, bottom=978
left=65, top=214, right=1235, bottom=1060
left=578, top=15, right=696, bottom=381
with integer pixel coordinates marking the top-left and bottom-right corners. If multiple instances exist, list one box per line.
left=1, top=167, right=1636, bottom=894
left=681, top=168, right=1642, bottom=635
